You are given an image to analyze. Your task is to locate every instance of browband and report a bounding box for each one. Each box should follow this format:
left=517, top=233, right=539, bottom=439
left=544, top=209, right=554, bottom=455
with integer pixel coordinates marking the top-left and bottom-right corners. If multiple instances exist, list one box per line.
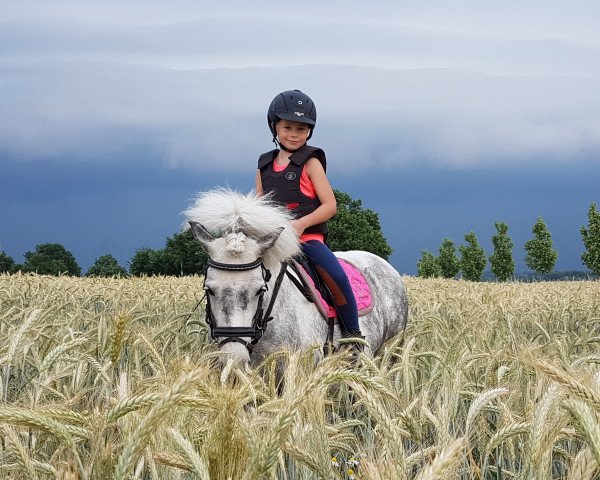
left=207, top=258, right=263, bottom=271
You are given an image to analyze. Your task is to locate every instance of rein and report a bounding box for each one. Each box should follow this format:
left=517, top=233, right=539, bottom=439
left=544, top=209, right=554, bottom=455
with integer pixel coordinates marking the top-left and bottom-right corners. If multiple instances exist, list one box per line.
left=203, top=258, right=289, bottom=354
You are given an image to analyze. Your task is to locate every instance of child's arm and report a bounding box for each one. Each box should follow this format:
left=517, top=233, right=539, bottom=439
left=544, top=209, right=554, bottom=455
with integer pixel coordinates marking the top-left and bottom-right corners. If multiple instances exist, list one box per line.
left=255, top=169, right=264, bottom=196
left=291, top=157, right=336, bottom=236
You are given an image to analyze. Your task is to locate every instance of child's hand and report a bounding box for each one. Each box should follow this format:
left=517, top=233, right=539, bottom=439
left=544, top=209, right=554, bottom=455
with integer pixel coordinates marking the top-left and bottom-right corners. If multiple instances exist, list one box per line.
left=290, top=219, right=305, bottom=237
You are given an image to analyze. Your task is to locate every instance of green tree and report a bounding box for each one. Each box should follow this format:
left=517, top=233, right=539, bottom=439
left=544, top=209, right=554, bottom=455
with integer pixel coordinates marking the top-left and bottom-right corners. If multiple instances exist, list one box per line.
left=581, top=202, right=600, bottom=275
left=438, top=238, right=460, bottom=278
left=162, top=230, right=208, bottom=276
left=0, top=251, right=16, bottom=274
left=459, top=232, right=486, bottom=281
left=524, top=217, right=558, bottom=275
left=129, top=248, right=166, bottom=276
left=22, top=243, right=81, bottom=276
left=417, top=250, right=441, bottom=278
left=489, top=222, right=515, bottom=281
left=86, top=254, right=128, bottom=277
left=130, top=231, right=208, bottom=277
left=327, top=190, right=392, bottom=260
left=129, top=190, right=391, bottom=276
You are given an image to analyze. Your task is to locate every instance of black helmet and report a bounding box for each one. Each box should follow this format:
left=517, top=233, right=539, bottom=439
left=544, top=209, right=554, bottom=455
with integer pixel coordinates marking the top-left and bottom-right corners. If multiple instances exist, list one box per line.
left=267, top=89, right=317, bottom=139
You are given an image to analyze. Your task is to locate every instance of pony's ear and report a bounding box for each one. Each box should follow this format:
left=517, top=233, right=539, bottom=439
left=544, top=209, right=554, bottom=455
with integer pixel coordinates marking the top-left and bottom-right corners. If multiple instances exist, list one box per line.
left=188, top=221, right=215, bottom=252
left=235, top=217, right=253, bottom=236
left=257, top=227, right=284, bottom=256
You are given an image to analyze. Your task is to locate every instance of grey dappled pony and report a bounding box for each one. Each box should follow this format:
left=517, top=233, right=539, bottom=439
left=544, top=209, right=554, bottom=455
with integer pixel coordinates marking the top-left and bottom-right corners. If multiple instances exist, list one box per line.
left=184, top=188, right=408, bottom=365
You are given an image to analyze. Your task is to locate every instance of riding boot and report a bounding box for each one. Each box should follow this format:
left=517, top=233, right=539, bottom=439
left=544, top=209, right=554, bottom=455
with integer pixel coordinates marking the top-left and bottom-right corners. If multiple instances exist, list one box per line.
left=339, top=330, right=367, bottom=363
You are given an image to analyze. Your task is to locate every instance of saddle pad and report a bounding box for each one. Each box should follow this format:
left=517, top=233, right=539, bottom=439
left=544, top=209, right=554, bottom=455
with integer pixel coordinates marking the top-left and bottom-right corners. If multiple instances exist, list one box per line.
left=293, top=258, right=374, bottom=320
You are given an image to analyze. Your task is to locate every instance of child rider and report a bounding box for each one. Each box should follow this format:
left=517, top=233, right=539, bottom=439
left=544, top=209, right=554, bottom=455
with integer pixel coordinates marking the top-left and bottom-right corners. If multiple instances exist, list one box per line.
left=255, top=89, right=364, bottom=352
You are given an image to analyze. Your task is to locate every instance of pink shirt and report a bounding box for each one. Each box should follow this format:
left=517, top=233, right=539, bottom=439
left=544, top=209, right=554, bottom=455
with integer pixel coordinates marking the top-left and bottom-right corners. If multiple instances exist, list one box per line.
left=272, top=161, right=324, bottom=243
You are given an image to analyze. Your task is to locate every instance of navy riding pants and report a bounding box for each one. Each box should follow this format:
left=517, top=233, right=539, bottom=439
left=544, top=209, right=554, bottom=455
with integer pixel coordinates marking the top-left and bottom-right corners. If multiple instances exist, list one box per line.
left=301, top=240, right=360, bottom=333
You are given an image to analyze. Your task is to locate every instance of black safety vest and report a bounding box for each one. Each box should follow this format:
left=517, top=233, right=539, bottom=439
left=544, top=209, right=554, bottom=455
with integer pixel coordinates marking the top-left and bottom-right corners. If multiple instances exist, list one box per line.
left=258, top=145, right=328, bottom=236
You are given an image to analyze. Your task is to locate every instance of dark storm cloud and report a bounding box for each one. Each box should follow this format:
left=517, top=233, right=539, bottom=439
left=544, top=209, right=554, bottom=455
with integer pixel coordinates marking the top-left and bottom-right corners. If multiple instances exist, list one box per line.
left=1, top=1, right=599, bottom=274
left=1, top=63, right=599, bottom=171
left=2, top=157, right=597, bottom=274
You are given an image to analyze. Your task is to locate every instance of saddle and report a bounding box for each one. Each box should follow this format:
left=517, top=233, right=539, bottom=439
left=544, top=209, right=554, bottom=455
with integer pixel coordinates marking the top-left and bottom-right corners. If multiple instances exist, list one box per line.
left=290, top=255, right=374, bottom=322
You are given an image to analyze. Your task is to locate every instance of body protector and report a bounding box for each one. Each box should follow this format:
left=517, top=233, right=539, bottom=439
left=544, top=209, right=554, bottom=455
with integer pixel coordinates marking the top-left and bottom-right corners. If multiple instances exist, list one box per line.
left=258, top=145, right=328, bottom=236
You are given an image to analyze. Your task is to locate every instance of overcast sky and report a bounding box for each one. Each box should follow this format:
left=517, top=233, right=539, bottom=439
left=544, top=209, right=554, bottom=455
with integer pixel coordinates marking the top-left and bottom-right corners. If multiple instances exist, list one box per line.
left=1, top=1, right=599, bottom=275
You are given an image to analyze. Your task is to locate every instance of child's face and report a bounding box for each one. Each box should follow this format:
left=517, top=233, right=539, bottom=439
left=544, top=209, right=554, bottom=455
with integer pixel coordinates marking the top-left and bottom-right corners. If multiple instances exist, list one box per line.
left=275, top=120, right=311, bottom=150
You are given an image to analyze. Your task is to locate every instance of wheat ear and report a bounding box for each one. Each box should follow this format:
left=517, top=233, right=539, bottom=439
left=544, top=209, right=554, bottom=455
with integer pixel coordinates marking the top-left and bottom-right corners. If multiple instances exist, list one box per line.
left=1, top=425, right=36, bottom=478
left=108, top=393, right=212, bottom=422
left=168, top=427, right=210, bottom=478
left=563, top=398, right=600, bottom=465
left=466, top=387, right=509, bottom=439
left=113, top=367, right=205, bottom=480
left=153, top=452, right=193, bottom=472
left=283, top=441, right=332, bottom=477
left=414, top=437, right=466, bottom=480
left=536, top=360, right=600, bottom=408
left=568, top=447, right=599, bottom=480
left=0, top=406, right=80, bottom=448
left=486, top=421, right=530, bottom=451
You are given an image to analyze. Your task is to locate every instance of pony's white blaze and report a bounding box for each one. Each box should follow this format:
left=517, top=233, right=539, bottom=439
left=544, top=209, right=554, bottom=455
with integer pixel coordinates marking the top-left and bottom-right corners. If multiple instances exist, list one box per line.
left=204, top=265, right=265, bottom=365
left=184, top=188, right=408, bottom=364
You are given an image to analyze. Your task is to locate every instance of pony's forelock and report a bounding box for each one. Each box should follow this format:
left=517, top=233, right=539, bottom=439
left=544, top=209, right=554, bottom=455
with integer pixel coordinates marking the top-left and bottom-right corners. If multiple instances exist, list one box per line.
left=183, top=188, right=300, bottom=269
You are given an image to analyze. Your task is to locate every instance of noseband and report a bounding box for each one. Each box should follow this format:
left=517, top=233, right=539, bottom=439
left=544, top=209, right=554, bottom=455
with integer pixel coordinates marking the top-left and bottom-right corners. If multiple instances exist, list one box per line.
left=202, top=257, right=288, bottom=354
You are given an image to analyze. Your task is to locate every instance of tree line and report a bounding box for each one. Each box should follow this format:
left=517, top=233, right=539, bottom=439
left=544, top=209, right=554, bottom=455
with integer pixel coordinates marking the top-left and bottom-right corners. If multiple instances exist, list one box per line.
left=0, top=190, right=392, bottom=278
left=417, top=203, right=600, bottom=280
left=1, top=198, right=599, bottom=280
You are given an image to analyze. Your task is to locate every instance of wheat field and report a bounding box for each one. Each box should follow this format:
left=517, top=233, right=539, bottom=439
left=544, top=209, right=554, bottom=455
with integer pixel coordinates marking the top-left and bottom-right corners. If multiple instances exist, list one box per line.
left=1, top=272, right=599, bottom=479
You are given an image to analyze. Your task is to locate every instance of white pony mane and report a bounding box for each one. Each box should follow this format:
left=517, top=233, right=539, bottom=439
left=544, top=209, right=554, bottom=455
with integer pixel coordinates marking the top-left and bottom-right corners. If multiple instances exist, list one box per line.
left=183, top=188, right=300, bottom=269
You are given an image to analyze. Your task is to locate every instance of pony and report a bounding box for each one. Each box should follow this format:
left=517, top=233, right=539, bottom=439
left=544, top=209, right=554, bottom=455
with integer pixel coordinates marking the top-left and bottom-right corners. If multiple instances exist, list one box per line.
left=183, top=188, right=408, bottom=365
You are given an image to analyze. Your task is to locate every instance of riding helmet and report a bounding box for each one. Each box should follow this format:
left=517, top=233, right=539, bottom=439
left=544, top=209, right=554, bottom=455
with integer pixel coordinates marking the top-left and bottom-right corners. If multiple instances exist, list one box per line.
left=267, top=89, right=317, bottom=139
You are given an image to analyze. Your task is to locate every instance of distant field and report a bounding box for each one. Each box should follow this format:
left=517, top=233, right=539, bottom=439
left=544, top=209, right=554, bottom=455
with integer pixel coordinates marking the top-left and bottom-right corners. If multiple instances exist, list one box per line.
left=1, top=273, right=599, bottom=479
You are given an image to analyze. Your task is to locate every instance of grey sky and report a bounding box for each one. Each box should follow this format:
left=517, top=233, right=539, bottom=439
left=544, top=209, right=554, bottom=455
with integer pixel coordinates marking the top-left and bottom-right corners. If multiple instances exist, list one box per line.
left=1, top=1, right=599, bottom=274
left=2, top=1, right=600, bottom=74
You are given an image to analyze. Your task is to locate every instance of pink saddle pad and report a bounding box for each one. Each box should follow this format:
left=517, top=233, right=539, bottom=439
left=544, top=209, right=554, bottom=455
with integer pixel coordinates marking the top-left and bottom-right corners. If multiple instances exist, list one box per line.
left=294, top=258, right=374, bottom=319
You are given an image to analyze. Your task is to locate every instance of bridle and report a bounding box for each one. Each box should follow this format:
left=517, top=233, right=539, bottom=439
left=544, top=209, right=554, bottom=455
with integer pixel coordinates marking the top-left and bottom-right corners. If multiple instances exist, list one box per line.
left=202, top=257, right=288, bottom=354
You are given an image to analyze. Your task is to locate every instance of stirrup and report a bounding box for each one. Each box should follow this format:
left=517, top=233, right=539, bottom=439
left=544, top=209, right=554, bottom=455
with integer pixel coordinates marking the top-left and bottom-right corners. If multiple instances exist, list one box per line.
left=339, top=331, right=367, bottom=354
left=323, top=341, right=336, bottom=356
